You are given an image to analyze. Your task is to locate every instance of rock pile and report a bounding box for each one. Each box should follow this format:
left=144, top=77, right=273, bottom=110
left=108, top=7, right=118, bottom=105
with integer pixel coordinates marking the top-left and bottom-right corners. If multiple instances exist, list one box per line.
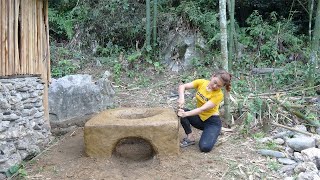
left=257, top=125, right=320, bottom=179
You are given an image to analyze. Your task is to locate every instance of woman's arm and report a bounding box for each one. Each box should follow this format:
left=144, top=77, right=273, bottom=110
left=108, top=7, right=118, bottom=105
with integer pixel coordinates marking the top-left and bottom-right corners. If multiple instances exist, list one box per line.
left=177, top=101, right=216, bottom=118
left=177, top=82, right=194, bottom=108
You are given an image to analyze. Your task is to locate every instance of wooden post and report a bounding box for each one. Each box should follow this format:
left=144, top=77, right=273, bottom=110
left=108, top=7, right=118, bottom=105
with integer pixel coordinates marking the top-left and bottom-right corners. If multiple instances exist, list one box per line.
left=42, top=0, right=50, bottom=127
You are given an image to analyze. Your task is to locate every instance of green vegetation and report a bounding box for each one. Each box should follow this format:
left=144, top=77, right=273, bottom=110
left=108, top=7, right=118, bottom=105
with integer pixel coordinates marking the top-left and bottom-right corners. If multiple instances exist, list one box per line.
left=48, top=0, right=319, bottom=136
left=267, top=158, right=281, bottom=171
left=6, top=163, right=28, bottom=179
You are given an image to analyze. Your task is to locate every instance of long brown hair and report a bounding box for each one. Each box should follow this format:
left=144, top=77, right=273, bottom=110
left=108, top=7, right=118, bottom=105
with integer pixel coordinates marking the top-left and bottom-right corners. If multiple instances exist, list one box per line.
left=213, top=70, right=232, bottom=92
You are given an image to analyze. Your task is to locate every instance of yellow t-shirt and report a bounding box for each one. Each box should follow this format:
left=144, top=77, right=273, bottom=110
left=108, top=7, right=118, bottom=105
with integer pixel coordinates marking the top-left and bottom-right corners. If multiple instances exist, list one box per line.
left=192, top=79, right=224, bottom=121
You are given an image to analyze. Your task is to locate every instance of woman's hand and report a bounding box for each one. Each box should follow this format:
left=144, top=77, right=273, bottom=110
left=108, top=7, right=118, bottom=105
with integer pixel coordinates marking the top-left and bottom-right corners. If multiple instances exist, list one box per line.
left=177, top=109, right=186, bottom=118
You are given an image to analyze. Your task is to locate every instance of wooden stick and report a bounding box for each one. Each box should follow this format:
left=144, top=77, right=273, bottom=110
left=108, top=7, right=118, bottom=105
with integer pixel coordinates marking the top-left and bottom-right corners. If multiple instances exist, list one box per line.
left=221, top=127, right=234, bottom=132
left=271, top=122, right=314, bottom=136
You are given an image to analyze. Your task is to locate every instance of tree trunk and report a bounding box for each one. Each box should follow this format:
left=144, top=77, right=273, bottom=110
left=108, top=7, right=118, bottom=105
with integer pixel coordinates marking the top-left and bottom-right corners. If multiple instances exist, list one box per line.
left=219, top=0, right=231, bottom=125
left=227, top=0, right=235, bottom=71
left=309, top=0, right=314, bottom=42
left=153, top=0, right=158, bottom=50
left=146, top=0, right=151, bottom=49
left=309, top=0, right=320, bottom=86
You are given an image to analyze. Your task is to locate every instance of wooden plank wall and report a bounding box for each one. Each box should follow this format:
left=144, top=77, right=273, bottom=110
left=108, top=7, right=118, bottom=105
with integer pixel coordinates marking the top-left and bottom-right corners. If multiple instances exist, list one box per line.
left=0, top=0, right=50, bottom=124
left=0, top=0, right=50, bottom=81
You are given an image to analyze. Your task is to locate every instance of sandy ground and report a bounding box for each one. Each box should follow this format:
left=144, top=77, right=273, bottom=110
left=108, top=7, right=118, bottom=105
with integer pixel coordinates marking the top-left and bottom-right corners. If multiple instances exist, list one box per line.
left=12, top=71, right=281, bottom=180
left=21, top=127, right=279, bottom=180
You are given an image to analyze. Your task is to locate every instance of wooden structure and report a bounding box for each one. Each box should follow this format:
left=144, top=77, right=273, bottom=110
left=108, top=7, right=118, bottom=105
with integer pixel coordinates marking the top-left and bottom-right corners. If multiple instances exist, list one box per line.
left=0, top=0, right=50, bottom=122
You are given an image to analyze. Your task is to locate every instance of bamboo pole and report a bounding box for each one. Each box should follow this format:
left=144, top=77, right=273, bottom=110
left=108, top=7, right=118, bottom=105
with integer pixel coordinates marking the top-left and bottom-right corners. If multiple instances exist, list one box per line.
left=4, top=0, right=8, bottom=76
left=41, top=2, right=45, bottom=77
left=34, top=0, right=38, bottom=74
left=20, top=0, right=26, bottom=74
left=14, top=0, right=20, bottom=74
left=8, top=0, right=14, bottom=75
left=27, top=0, right=31, bottom=74
left=30, top=0, right=34, bottom=74
left=43, top=0, right=50, bottom=127
left=13, top=0, right=16, bottom=74
left=41, top=0, right=45, bottom=78
left=36, top=0, right=39, bottom=74
left=32, top=0, right=36, bottom=74
left=38, top=0, right=42, bottom=74
left=0, top=0, right=3, bottom=76
left=24, top=0, right=28, bottom=74
left=45, top=0, right=50, bottom=81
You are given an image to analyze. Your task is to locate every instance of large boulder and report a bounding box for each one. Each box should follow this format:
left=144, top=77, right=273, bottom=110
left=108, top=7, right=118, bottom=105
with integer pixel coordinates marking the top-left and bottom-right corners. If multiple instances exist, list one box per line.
left=162, top=29, right=206, bottom=72
left=48, top=72, right=115, bottom=131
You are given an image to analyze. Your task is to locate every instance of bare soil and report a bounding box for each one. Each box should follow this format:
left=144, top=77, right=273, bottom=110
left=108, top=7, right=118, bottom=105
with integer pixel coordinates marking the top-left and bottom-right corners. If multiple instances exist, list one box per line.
left=16, top=69, right=281, bottom=180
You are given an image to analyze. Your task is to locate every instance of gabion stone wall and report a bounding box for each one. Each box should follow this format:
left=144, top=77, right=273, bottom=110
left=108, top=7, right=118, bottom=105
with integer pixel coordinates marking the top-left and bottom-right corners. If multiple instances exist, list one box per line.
left=0, top=77, right=51, bottom=175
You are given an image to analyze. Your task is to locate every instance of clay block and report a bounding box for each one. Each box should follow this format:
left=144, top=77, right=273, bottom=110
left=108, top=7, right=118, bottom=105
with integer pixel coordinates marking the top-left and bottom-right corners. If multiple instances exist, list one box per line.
left=84, top=107, right=180, bottom=158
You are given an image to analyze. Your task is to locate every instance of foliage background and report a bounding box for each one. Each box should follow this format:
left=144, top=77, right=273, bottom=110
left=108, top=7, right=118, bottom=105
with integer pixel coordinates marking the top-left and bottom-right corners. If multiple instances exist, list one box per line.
left=48, top=0, right=319, bottom=132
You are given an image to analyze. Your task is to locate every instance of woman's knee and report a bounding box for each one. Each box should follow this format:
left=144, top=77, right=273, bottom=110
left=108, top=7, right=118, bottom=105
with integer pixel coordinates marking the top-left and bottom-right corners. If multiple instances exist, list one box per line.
left=199, top=142, right=213, bottom=152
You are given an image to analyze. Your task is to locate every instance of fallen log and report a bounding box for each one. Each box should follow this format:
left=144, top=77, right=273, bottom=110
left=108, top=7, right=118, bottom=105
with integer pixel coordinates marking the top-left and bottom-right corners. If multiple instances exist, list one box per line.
left=271, top=122, right=314, bottom=136
left=251, top=68, right=283, bottom=75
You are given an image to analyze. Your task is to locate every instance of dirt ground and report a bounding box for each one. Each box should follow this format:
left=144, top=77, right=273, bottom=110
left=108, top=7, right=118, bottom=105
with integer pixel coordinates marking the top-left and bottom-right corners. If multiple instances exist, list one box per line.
left=15, top=70, right=281, bottom=180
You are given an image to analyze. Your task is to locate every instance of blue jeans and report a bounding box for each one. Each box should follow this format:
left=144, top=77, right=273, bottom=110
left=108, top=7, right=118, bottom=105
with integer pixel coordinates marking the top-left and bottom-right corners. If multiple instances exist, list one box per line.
left=180, top=109, right=222, bottom=152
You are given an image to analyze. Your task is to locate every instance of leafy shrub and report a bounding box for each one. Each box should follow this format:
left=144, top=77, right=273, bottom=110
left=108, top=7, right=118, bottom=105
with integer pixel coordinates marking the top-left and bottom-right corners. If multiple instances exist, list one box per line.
left=237, top=11, right=306, bottom=68
left=50, top=43, right=80, bottom=78
left=175, top=1, right=220, bottom=47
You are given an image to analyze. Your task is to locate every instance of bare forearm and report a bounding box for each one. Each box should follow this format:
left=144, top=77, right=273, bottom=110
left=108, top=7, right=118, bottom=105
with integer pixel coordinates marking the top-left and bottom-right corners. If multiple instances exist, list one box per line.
left=178, top=85, right=185, bottom=100
left=178, top=108, right=204, bottom=118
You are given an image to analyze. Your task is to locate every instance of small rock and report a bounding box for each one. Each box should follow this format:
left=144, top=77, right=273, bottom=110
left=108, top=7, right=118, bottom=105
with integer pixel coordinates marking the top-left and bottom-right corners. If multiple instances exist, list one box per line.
left=257, top=149, right=286, bottom=158
left=277, top=158, right=296, bottom=165
left=274, top=138, right=285, bottom=145
left=287, top=137, right=316, bottom=152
